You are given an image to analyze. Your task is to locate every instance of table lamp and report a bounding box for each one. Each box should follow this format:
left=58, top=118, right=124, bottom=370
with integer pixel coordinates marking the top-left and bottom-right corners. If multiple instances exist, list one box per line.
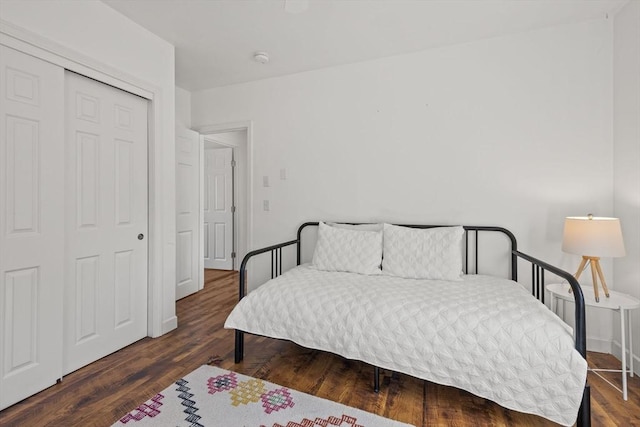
left=562, top=214, right=625, bottom=302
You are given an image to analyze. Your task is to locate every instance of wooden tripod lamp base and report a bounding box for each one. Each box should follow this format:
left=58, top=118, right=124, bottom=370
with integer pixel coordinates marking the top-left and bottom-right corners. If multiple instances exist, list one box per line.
left=562, top=216, right=625, bottom=303
left=574, top=256, right=610, bottom=303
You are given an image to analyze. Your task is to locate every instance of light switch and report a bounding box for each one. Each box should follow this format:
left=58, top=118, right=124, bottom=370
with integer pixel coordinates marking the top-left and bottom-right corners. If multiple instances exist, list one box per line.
left=280, top=169, right=287, bottom=180
left=263, top=200, right=270, bottom=211
left=263, top=175, right=270, bottom=187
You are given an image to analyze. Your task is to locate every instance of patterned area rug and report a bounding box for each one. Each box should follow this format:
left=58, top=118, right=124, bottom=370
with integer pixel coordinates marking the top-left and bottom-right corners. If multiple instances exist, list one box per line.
left=113, top=365, right=414, bottom=427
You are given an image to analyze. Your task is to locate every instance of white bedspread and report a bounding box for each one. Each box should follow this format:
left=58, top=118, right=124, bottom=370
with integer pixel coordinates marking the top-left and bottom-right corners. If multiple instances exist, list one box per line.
left=224, top=265, right=587, bottom=426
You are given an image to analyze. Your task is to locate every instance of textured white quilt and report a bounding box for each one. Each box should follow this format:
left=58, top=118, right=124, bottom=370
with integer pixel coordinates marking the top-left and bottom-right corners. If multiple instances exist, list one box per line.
left=224, top=265, right=587, bottom=426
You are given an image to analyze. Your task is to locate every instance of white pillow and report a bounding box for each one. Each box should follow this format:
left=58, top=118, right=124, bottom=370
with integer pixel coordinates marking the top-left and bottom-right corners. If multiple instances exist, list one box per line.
left=327, top=222, right=383, bottom=232
left=382, top=224, right=464, bottom=281
left=311, top=222, right=383, bottom=275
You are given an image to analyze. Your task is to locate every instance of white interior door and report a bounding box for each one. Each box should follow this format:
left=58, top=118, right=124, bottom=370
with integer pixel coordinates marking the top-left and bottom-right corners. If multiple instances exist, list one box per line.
left=203, top=147, right=233, bottom=270
left=0, top=45, right=65, bottom=410
left=176, top=127, right=201, bottom=300
left=64, top=71, right=148, bottom=375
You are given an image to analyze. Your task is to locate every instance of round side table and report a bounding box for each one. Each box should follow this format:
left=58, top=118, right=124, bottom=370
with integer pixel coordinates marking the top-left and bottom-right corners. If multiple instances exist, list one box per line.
left=546, top=283, right=640, bottom=401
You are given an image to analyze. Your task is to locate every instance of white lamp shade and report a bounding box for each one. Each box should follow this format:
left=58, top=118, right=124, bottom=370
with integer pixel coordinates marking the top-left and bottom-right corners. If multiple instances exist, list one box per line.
left=562, top=216, right=626, bottom=258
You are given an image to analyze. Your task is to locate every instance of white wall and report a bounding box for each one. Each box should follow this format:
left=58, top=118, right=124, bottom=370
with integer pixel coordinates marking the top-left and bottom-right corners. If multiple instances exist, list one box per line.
left=192, top=19, right=615, bottom=348
left=0, top=0, right=177, bottom=336
left=613, top=0, right=640, bottom=373
left=176, top=86, right=192, bottom=128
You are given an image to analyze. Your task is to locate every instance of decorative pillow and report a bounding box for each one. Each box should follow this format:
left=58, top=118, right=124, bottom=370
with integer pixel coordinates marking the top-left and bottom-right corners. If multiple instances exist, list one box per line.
left=311, top=222, right=383, bottom=275
left=382, top=224, right=464, bottom=280
left=328, top=222, right=383, bottom=232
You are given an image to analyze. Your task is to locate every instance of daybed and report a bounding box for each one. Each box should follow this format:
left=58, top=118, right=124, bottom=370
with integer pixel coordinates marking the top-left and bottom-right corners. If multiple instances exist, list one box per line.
left=224, top=222, right=590, bottom=426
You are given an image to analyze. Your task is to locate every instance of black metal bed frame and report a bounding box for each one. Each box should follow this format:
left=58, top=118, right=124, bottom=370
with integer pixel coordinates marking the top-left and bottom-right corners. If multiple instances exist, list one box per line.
left=233, top=222, right=590, bottom=426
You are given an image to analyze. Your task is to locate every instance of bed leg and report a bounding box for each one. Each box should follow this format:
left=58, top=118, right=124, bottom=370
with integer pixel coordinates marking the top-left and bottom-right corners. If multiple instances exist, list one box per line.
left=373, top=366, right=380, bottom=393
left=576, top=383, right=591, bottom=427
left=234, top=330, right=244, bottom=363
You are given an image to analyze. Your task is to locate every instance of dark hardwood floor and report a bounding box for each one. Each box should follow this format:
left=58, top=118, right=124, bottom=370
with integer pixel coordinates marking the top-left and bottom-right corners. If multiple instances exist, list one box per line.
left=1, top=269, right=638, bottom=426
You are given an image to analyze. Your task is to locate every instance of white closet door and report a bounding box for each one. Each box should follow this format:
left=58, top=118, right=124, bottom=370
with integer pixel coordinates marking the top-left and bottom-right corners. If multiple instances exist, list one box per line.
left=64, top=72, right=148, bottom=375
left=203, top=147, right=233, bottom=270
left=0, top=45, right=65, bottom=409
left=176, top=127, right=201, bottom=300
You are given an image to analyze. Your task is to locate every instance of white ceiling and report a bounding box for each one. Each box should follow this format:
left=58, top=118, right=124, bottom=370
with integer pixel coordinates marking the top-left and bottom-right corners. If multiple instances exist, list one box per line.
left=103, top=0, right=627, bottom=92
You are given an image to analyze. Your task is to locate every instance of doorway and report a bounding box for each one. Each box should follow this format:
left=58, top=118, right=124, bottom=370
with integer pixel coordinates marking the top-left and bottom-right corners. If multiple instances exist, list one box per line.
left=196, top=122, right=252, bottom=275
left=203, top=142, right=234, bottom=270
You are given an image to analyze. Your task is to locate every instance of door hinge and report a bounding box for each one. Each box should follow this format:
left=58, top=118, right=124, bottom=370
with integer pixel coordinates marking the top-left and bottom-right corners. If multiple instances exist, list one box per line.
left=231, top=160, right=236, bottom=168
left=231, top=206, right=236, bottom=213
left=231, top=252, right=236, bottom=259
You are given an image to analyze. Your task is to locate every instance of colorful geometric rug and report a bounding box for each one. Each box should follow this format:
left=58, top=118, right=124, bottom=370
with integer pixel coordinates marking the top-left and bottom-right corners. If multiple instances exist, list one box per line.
left=112, top=365, right=414, bottom=427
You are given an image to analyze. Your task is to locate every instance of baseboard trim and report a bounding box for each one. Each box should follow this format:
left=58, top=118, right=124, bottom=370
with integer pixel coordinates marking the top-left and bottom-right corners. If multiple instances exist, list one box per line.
left=611, top=340, right=640, bottom=376
left=587, top=337, right=612, bottom=354
left=160, top=316, right=178, bottom=336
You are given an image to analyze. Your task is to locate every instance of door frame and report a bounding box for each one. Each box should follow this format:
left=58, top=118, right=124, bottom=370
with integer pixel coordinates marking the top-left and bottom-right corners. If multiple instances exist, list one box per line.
left=195, top=122, right=253, bottom=269
left=0, top=20, right=176, bottom=338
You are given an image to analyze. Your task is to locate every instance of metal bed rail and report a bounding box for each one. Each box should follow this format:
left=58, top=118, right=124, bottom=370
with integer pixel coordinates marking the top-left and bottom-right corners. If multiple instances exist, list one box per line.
left=512, top=249, right=590, bottom=427
left=235, top=238, right=297, bottom=362
left=234, top=222, right=590, bottom=426
left=297, top=222, right=518, bottom=276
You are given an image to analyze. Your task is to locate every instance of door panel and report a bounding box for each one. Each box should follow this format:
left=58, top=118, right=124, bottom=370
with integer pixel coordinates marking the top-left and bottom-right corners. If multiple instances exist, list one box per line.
left=75, top=255, right=99, bottom=343
left=64, top=71, right=148, bottom=375
left=114, top=250, right=134, bottom=328
left=0, top=45, right=65, bottom=410
left=76, top=132, right=99, bottom=228
left=115, top=139, right=134, bottom=225
left=175, top=127, right=201, bottom=300
left=203, top=147, right=233, bottom=270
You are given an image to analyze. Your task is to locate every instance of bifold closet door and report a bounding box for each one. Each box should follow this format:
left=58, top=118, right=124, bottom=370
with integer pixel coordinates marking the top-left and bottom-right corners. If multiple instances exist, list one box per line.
left=64, top=71, right=148, bottom=375
left=0, top=45, right=65, bottom=410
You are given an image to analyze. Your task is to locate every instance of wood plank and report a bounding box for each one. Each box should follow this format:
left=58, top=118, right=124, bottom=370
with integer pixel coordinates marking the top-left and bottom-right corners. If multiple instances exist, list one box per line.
left=1, top=269, right=638, bottom=426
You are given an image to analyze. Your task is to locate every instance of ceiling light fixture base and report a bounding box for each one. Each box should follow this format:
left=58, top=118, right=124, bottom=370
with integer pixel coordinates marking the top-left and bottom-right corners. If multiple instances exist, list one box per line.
left=253, top=52, right=270, bottom=64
